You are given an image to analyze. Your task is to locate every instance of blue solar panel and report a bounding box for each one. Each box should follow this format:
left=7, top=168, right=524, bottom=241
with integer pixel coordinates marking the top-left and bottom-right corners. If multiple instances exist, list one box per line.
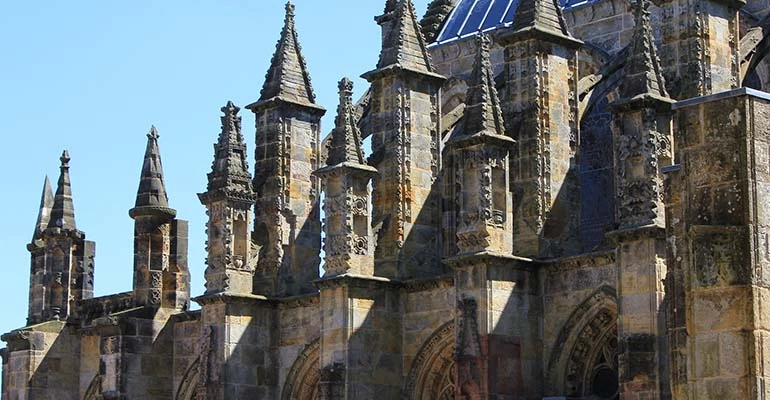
left=438, top=0, right=476, bottom=42
left=501, top=0, right=518, bottom=26
left=459, top=0, right=494, bottom=37
left=433, top=0, right=597, bottom=46
left=480, top=0, right=518, bottom=31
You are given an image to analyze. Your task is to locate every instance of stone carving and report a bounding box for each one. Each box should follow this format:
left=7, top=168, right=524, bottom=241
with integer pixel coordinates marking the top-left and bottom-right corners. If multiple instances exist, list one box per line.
left=6, top=1, right=766, bottom=399
left=194, top=326, right=218, bottom=400
left=457, top=296, right=483, bottom=400
left=282, top=339, right=320, bottom=400
left=405, top=322, right=455, bottom=399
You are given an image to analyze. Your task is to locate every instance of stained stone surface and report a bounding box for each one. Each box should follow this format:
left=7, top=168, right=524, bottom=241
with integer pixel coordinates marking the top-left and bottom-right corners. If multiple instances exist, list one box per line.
left=7, top=0, right=770, bottom=399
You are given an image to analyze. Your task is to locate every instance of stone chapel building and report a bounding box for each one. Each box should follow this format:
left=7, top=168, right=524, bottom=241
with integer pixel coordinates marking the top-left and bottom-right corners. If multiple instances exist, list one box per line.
left=5, top=0, right=770, bottom=398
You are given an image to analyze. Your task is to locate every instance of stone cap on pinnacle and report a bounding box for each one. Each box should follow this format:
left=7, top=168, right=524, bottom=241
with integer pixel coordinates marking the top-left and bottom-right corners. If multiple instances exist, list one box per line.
left=499, top=0, right=582, bottom=47
left=449, top=34, right=514, bottom=147
left=129, top=126, right=176, bottom=219
left=420, top=0, right=456, bottom=43
left=198, top=101, right=255, bottom=205
left=31, top=175, right=54, bottom=242
left=614, top=0, right=673, bottom=109
left=47, top=150, right=79, bottom=233
left=315, top=79, right=377, bottom=176
left=327, top=78, right=366, bottom=166
left=247, top=2, right=325, bottom=113
left=363, top=0, right=445, bottom=82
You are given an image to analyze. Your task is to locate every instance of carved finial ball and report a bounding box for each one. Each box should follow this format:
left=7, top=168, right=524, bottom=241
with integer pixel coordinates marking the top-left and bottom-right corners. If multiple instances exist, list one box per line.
left=476, top=33, right=491, bottom=53
left=60, top=150, right=70, bottom=167
left=338, top=77, right=354, bottom=94
left=221, top=100, right=240, bottom=116
left=148, top=125, right=159, bottom=140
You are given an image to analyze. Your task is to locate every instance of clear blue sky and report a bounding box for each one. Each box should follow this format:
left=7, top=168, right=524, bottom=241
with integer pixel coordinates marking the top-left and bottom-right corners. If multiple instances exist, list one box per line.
left=0, top=0, right=431, bottom=336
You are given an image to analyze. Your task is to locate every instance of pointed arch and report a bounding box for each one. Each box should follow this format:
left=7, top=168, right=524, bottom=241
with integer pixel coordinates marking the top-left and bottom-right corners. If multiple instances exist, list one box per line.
left=546, top=285, right=619, bottom=398
left=282, top=338, right=320, bottom=400
left=175, top=358, right=200, bottom=400
left=83, top=374, right=100, bottom=400
left=404, top=321, right=456, bottom=400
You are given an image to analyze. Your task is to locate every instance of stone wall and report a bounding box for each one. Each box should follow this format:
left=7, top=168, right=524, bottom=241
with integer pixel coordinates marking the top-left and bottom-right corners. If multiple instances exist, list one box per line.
left=541, top=252, right=617, bottom=397
left=277, top=295, right=320, bottom=398
left=172, top=312, right=201, bottom=400
left=401, top=277, right=455, bottom=387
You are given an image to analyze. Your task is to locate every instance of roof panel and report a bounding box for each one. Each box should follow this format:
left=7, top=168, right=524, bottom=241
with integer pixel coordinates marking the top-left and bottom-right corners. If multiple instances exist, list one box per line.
left=481, top=0, right=518, bottom=31
left=459, top=0, right=494, bottom=37
left=433, top=0, right=595, bottom=46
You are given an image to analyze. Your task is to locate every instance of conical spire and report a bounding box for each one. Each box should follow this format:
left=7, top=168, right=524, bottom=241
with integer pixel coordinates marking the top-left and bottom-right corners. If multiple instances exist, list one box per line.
left=420, top=0, right=456, bottom=43
left=130, top=126, right=175, bottom=219
left=384, top=0, right=398, bottom=14
left=48, top=151, right=77, bottom=231
left=508, top=0, right=574, bottom=40
left=461, top=34, right=507, bottom=139
left=32, top=176, right=54, bottom=241
left=619, top=0, right=670, bottom=102
left=200, top=101, right=254, bottom=201
left=327, top=78, right=366, bottom=166
left=254, top=2, right=317, bottom=107
left=376, top=0, right=435, bottom=74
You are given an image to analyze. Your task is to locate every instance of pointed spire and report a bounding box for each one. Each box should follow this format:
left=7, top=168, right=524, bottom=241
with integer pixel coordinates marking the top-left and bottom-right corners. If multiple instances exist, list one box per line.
left=507, top=0, right=578, bottom=44
left=376, top=0, right=436, bottom=74
left=327, top=78, right=366, bottom=166
left=618, top=0, right=670, bottom=102
left=130, top=126, right=176, bottom=219
left=420, top=0, right=456, bottom=43
left=251, top=1, right=318, bottom=108
left=199, top=102, right=255, bottom=202
left=462, top=34, right=507, bottom=138
left=48, top=151, right=77, bottom=231
left=32, top=176, right=54, bottom=241
left=384, top=0, right=398, bottom=14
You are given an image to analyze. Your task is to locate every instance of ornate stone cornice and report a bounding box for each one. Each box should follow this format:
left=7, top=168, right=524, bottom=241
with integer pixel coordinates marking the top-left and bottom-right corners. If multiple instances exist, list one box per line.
left=540, top=250, right=616, bottom=273
left=361, top=64, right=446, bottom=84
left=444, top=251, right=533, bottom=269
left=276, top=292, right=320, bottom=309
left=605, top=224, right=665, bottom=244
left=313, top=273, right=399, bottom=291
left=402, top=275, right=454, bottom=293
left=193, top=292, right=271, bottom=307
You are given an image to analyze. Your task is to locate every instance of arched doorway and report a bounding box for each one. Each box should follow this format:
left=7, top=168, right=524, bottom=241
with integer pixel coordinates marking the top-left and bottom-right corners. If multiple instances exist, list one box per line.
left=282, top=339, right=320, bottom=400
left=404, top=322, right=456, bottom=400
left=548, top=286, right=619, bottom=399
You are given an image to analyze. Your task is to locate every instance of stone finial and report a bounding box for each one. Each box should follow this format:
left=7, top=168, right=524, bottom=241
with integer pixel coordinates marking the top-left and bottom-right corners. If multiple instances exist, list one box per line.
left=420, top=0, right=456, bottom=43
left=384, top=0, right=398, bottom=14
left=253, top=1, right=318, bottom=107
left=327, top=78, right=366, bottom=166
left=199, top=101, right=254, bottom=203
left=376, top=0, right=435, bottom=73
left=618, top=0, right=670, bottom=102
left=461, top=34, right=507, bottom=139
left=48, top=150, right=77, bottom=231
left=130, top=126, right=176, bottom=219
left=32, top=176, right=54, bottom=241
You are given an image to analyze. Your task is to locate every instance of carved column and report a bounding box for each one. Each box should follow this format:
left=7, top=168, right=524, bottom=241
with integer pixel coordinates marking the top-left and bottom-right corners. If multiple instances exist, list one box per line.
left=199, top=102, right=256, bottom=295
left=608, top=2, right=676, bottom=397
left=363, top=0, right=446, bottom=279
left=247, top=2, right=325, bottom=297
left=654, top=0, right=745, bottom=99
left=498, top=1, right=583, bottom=258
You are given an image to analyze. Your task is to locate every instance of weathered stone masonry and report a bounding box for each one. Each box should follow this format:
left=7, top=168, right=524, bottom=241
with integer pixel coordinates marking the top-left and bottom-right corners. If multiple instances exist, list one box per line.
left=8, top=0, right=770, bottom=399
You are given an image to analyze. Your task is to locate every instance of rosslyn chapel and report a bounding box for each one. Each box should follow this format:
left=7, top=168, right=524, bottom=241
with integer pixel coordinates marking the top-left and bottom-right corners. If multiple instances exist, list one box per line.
left=5, top=0, right=770, bottom=398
